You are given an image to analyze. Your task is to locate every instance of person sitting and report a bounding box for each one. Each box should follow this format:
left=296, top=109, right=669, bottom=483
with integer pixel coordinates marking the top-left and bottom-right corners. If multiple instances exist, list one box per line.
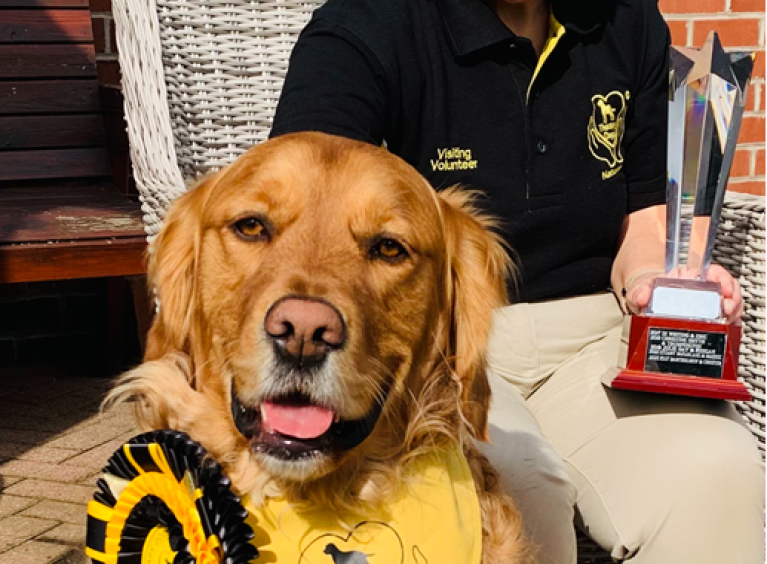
left=269, top=1, right=766, bottom=562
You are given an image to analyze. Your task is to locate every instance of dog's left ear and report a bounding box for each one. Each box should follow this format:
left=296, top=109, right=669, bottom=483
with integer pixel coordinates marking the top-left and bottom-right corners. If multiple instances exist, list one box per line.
left=438, top=187, right=512, bottom=440
left=144, top=171, right=222, bottom=363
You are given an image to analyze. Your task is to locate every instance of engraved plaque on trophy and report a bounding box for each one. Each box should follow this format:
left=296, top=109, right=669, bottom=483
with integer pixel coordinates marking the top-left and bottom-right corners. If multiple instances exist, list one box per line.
left=603, top=31, right=754, bottom=400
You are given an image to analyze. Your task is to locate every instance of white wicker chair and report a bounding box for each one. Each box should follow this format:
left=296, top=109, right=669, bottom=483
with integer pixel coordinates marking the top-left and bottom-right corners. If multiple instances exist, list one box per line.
left=112, top=2, right=765, bottom=561
left=114, top=0, right=321, bottom=238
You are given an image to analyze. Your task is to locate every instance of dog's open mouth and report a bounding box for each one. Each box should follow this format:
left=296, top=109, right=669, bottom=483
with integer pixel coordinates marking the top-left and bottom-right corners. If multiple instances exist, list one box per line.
left=231, top=388, right=386, bottom=461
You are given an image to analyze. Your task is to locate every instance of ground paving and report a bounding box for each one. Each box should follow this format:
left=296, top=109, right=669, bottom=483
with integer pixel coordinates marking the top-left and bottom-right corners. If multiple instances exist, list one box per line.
left=0, top=366, right=138, bottom=564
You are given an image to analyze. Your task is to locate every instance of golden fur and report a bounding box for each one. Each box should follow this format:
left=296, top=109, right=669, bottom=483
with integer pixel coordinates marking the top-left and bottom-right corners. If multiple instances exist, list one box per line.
left=105, top=132, right=535, bottom=564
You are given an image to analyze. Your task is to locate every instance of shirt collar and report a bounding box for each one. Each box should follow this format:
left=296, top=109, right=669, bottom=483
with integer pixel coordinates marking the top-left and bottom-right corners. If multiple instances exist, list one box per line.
left=436, top=0, right=614, bottom=58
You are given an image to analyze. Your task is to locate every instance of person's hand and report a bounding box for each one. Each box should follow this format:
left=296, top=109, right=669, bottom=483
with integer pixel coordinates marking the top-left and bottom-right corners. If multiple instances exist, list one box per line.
left=705, top=264, right=744, bottom=323
left=622, top=268, right=663, bottom=316
left=623, top=264, right=743, bottom=323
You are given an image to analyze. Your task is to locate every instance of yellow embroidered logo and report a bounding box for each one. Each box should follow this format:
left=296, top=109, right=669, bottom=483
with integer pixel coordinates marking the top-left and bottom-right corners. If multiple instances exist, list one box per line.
left=431, top=147, right=478, bottom=172
left=587, top=90, right=629, bottom=179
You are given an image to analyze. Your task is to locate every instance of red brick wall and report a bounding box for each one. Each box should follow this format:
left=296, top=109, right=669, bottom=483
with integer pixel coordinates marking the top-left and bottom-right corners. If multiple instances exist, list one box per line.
left=89, top=0, right=120, bottom=87
left=660, top=0, right=765, bottom=195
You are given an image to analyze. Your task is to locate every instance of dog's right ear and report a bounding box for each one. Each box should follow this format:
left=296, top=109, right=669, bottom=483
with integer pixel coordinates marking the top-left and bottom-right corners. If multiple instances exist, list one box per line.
left=144, top=172, right=221, bottom=362
left=437, top=187, right=513, bottom=440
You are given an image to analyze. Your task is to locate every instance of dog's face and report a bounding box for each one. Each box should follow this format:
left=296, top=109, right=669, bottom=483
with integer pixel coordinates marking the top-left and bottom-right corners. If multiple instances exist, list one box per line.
left=142, top=132, right=509, bottom=486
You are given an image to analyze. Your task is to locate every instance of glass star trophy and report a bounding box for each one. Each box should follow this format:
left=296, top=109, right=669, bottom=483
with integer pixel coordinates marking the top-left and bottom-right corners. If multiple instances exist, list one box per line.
left=603, top=32, right=754, bottom=400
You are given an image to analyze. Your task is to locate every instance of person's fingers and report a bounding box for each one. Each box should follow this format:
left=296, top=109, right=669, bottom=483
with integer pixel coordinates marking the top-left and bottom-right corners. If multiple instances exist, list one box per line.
left=704, top=265, right=744, bottom=322
left=707, top=264, right=735, bottom=299
left=625, top=279, right=653, bottom=315
left=668, top=265, right=743, bottom=322
left=721, top=278, right=744, bottom=322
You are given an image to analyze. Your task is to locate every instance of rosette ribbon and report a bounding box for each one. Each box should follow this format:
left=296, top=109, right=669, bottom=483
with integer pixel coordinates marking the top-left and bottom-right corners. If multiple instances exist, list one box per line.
left=85, top=430, right=258, bottom=564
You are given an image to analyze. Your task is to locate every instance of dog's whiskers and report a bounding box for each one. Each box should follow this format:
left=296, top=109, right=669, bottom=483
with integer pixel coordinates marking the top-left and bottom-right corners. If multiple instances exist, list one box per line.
left=360, top=356, right=392, bottom=399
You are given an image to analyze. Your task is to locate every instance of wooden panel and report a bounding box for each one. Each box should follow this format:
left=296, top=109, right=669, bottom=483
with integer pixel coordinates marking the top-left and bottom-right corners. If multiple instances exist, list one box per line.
left=0, top=1, right=88, bottom=6
left=0, top=44, right=96, bottom=78
left=0, top=114, right=105, bottom=148
left=0, top=147, right=111, bottom=181
left=0, top=185, right=145, bottom=243
left=0, top=238, right=147, bottom=283
left=0, top=80, right=100, bottom=114
left=0, top=10, right=93, bottom=43
left=0, top=182, right=115, bottom=200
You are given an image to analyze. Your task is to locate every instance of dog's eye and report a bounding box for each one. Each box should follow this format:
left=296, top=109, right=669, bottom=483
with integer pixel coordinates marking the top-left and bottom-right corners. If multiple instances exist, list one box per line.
left=232, top=217, right=269, bottom=241
left=371, top=238, right=408, bottom=261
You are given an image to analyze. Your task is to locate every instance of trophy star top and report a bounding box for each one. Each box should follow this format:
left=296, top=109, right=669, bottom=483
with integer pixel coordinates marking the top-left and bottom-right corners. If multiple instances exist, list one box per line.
left=672, top=31, right=754, bottom=98
left=683, top=32, right=733, bottom=86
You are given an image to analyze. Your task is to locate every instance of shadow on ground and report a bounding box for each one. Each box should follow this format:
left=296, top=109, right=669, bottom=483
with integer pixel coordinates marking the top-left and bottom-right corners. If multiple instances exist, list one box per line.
left=0, top=364, right=140, bottom=562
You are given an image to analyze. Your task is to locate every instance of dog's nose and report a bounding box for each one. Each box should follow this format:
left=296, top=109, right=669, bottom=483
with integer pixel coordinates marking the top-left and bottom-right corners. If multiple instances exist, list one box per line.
left=264, top=298, right=345, bottom=363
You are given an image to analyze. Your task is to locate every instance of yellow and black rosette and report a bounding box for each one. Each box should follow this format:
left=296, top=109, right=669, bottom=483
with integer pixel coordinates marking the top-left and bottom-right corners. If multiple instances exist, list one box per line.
left=85, top=430, right=257, bottom=564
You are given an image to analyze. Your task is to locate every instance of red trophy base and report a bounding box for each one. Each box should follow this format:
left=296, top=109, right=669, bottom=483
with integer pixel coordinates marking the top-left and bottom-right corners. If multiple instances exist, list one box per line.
left=602, top=315, right=752, bottom=401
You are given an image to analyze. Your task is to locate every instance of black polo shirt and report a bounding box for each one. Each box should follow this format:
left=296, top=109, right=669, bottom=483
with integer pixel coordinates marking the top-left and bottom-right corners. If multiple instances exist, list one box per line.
left=270, top=0, right=669, bottom=302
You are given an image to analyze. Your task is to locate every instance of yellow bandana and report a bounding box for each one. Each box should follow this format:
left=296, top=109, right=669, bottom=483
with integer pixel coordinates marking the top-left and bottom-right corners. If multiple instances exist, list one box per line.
left=244, top=446, right=482, bottom=563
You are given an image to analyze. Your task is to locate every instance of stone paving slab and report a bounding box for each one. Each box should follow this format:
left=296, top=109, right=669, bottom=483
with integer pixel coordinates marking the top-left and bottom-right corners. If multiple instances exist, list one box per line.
left=38, top=524, right=87, bottom=547
left=0, top=541, right=84, bottom=564
left=0, top=536, right=22, bottom=552
left=0, top=460, right=96, bottom=484
left=16, top=446, right=82, bottom=465
left=0, top=428, right=56, bottom=446
left=0, top=366, right=139, bottom=563
left=0, top=415, right=89, bottom=435
left=20, top=501, right=87, bottom=526
left=0, top=475, right=23, bottom=491
left=56, top=434, right=137, bottom=477
left=0, top=443, right=78, bottom=463
left=4, top=476, right=100, bottom=505
left=0, top=495, right=37, bottom=519
left=0, top=515, right=59, bottom=541
left=77, top=473, right=102, bottom=489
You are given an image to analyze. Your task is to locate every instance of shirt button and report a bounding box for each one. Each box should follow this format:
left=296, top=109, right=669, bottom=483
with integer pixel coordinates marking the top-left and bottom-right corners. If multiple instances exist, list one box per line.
left=536, top=140, right=548, bottom=154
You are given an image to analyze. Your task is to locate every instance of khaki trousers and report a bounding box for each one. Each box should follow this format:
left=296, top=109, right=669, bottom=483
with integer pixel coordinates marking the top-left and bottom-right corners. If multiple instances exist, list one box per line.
left=477, top=293, right=765, bottom=564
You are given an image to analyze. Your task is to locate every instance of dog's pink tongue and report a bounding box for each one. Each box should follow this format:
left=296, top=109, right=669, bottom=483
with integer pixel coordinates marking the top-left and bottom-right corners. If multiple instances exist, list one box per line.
left=261, top=402, right=334, bottom=439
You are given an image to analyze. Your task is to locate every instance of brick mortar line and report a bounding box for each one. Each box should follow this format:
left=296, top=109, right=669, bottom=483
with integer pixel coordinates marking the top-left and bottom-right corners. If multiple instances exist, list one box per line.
left=735, top=150, right=759, bottom=178
left=664, top=14, right=765, bottom=47
left=663, top=13, right=766, bottom=19
left=735, top=146, right=767, bottom=153
left=752, top=83, right=764, bottom=113
left=91, top=13, right=115, bottom=54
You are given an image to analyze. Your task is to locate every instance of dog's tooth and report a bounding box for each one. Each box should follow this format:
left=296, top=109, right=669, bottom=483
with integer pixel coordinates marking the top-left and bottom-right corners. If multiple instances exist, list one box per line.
left=333, top=413, right=340, bottom=423
left=260, top=404, right=268, bottom=423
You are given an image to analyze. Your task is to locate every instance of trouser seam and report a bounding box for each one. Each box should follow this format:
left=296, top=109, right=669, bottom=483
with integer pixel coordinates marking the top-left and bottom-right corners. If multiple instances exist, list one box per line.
left=563, top=446, right=633, bottom=560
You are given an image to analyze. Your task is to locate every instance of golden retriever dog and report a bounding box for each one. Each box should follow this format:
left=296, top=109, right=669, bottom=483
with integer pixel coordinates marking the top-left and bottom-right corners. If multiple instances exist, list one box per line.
left=105, top=132, right=534, bottom=564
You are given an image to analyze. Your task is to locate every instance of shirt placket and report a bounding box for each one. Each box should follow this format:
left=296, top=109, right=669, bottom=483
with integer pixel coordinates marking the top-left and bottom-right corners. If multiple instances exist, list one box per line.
left=523, top=20, right=567, bottom=210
